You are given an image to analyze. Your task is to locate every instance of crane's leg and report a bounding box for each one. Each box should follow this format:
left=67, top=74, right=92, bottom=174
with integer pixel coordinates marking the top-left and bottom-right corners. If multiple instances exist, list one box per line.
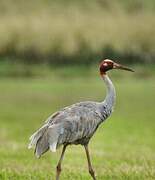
left=84, top=144, right=96, bottom=180
left=56, top=144, right=67, bottom=180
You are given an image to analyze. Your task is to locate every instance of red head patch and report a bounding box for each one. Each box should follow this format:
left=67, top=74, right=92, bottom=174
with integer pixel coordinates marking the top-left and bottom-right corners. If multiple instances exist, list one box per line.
left=99, top=59, right=114, bottom=75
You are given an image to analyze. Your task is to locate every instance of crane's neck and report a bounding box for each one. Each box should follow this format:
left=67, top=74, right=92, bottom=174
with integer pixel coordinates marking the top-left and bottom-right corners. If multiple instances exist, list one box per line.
left=101, top=74, right=116, bottom=111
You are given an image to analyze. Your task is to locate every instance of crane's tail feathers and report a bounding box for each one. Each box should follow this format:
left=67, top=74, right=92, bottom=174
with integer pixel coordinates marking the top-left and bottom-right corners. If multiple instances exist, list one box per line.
left=49, top=142, right=57, bottom=152
left=34, top=130, right=49, bottom=158
left=29, top=124, right=62, bottom=158
left=47, top=125, right=61, bottom=152
left=28, top=124, right=48, bottom=149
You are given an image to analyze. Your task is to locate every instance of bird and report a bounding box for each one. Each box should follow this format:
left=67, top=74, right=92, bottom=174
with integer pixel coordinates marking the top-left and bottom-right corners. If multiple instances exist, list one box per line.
left=28, top=59, right=134, bottom=180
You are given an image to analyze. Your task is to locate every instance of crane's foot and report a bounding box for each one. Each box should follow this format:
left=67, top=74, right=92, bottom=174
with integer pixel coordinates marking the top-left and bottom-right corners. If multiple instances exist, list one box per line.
left=56, top=164, right=61, bottom=180
left=89, top=167, right=96, bottom=180
left=55, top=145, right=67, bottom=180
left=84, top=144, right=97, bottom=180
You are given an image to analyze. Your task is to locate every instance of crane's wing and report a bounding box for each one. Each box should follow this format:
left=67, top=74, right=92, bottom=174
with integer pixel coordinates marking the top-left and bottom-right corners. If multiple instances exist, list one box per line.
left=28, top=101, right=104, bottom=158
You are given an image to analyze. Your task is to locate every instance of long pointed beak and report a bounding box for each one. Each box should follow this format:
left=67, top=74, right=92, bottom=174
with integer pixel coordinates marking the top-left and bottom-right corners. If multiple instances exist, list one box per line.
left=113, top=63, right=134, bottom=72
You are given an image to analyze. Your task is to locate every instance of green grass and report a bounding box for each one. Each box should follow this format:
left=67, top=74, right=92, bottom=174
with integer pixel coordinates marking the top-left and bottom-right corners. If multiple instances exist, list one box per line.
left=0, top=66, right=155, bottom=179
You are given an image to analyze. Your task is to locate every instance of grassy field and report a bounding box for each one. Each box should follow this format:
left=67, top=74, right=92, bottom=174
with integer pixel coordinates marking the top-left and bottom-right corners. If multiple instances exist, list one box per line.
left=0, top=0, right=155, bottom=64
left=0, top=66, right=155, bottom=179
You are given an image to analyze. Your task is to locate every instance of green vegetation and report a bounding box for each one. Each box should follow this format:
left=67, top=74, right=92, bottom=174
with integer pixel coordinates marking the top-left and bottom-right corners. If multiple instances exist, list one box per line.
left=0, top=0, right=155, bottom=179
left=0, top=67, right=155, bottom=179
left=0, top=0, right=155, bottom=64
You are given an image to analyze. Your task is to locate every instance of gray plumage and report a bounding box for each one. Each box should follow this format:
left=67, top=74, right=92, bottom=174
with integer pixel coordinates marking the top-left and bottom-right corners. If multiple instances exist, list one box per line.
left=28, top=59, right=134, bottom=180
left=28, top=74, right=116, bottom=158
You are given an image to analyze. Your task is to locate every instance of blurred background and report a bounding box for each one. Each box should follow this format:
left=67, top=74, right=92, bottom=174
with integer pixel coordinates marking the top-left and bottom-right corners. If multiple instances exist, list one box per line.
left=0, top=0, right=155, bottom=179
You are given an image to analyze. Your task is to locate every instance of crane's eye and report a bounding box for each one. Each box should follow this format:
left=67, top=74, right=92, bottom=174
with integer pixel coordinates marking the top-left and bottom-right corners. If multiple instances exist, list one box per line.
left=103, top=63, right=108, bottom=67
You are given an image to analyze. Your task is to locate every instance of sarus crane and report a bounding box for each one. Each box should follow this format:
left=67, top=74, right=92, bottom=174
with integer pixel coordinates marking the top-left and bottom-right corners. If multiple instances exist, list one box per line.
left=28, top=59, right=134, bottom=180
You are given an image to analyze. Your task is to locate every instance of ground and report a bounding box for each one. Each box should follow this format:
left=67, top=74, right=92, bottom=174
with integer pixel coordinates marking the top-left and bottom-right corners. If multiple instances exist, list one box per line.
left=0, top=70, right=155, bottom=179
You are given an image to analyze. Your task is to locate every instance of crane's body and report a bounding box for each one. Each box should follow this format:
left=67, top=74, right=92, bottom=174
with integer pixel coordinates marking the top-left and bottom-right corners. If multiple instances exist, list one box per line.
left=28, top=75, right=115, bottom=157
left=28, top=59, right=133, bottom=180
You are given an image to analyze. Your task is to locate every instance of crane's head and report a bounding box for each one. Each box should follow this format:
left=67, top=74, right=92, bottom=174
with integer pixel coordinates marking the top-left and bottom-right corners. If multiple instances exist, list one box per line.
left=99, top=59, right=134, bottom=76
